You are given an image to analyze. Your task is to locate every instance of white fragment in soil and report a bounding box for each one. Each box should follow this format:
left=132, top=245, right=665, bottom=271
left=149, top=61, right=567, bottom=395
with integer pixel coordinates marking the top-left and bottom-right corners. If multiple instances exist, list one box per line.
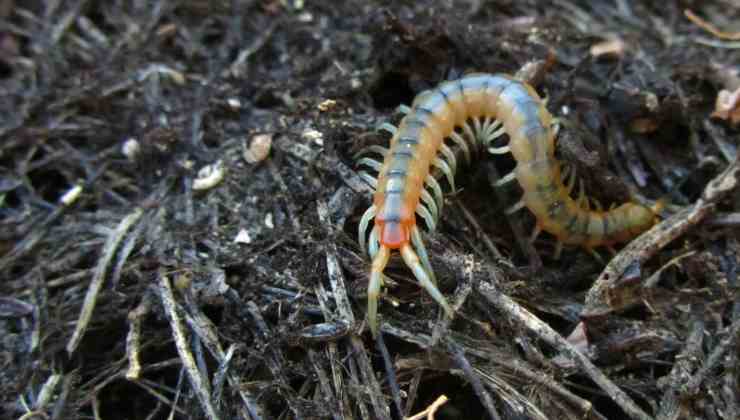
left=264, top=213, right=274, bottom=229
left=301, top=128, right=324, bottom=146
left=192, top=161, right=225, bottom=191
left=350, top=78, right=361, bottom=89
left=317, top=99, right=337, bottom=112
left=137, top=63, right=186, bottom=85
left=234, top=228, right=252, bottom=244
left=243, top=133, right=272, bottom=163
left=227, top=98, right=242, bottom=110
left=60, top=184, right=83, bottom=206
left=122, top=138, right=140, bottom=161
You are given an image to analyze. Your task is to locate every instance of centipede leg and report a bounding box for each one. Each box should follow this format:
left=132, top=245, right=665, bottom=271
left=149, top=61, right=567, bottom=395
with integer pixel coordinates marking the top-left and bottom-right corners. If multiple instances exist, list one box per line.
left=416, top=202, right=437, bottom=232
left=353, top=145, right=389, bottom=160
left=357, top=157, right=382, bottom=172
left=368, top=225, right=380, bottom=258
left=494, top=170, right=517, bottom=187
left=433, top=157, right=456, bottom=192
left=473, top=117, right=483, bottom=140
left=420, top=188, right=439, bottom=224
left=425, top=175, right=444, bottom=213
left=439, top=143, right=458, bottom=175
left=577, top=180, right=587, bottom=209
left=530, top=224, right=542, bottom=243
left=591, top=197, right=604, bottom=211
left=411, top=225, right=436, bottom=285
left=565, top=166, right=577, bottom=195
left=397, top=104, right=412, bottom=115
left=368, top=245, right=391, bottom=337
left=378, top=122, right=398, bottom=135
left=553, top=240, right=564, bottom=260
left=505, top=198, right=526, bottom=214
left=400, top=244, right=453, bottom=318
left=488, top=145, right=511, bottom=155
left=358, top=171, right=378, bottom=188
left=462, top=121, right=477, bottom=146
left=449, top=131, right=471, bottom=164
left=482, top=119, right=502, bottom=144
left=358, top=205, right=377, bottom=254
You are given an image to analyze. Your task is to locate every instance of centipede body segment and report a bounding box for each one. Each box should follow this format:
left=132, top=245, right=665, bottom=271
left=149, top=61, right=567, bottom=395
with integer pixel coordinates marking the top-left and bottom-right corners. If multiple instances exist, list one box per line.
left=356, top=73, right=659, bottom=336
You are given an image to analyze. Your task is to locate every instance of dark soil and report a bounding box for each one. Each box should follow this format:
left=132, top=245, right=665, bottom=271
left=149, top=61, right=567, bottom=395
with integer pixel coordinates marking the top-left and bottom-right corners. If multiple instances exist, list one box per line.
left=1, top=1, right=739, bottom=419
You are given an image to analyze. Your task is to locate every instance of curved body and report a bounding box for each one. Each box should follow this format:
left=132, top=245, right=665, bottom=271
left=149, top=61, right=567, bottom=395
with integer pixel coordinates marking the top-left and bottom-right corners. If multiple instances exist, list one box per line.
left=357, top=73, right=658, bottom=335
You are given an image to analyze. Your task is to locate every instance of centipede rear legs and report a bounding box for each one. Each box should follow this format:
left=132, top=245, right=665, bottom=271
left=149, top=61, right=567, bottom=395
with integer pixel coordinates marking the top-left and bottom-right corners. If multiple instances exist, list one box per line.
left=360, top=219, right=451, bottom=336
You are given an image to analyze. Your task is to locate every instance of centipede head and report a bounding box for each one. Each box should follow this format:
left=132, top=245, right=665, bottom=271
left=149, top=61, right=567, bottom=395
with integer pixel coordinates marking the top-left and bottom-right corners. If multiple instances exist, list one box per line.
left=376, top=219, right=411, bottom=249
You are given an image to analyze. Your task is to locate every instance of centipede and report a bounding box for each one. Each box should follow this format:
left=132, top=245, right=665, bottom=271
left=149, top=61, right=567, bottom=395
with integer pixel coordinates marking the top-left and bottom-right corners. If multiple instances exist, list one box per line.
left=356, top=73, right=661, bottom=336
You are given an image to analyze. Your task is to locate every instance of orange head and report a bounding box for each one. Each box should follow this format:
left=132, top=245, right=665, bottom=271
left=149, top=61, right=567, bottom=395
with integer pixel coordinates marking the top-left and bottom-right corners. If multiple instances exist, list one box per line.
left=376, top=219, right=411, bottom=249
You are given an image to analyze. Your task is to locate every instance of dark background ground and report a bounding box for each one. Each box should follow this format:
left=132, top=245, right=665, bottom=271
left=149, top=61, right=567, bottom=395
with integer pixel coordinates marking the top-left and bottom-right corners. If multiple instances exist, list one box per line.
left=1, top=1, right=739, bottom=419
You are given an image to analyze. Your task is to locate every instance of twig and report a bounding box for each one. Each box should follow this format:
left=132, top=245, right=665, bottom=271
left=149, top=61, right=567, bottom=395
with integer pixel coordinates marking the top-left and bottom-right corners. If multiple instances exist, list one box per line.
left=158, top=272, right=221, bottom=420
left=125, top=294, right=152, bottom=380
left=477, top=281, right=653, bottom=420
left=656, top=318, right=704, bottom=420
left=404, top=395, right=449, bottom=420
left=684, top=318, right=740, bottom=394
left=376, top=332, right=404, bottom=416
left=447, top=342, right=502, bottom=420
left=685, top=9, right=740, bottom=41
left=66, top=208, right=144, bottom=355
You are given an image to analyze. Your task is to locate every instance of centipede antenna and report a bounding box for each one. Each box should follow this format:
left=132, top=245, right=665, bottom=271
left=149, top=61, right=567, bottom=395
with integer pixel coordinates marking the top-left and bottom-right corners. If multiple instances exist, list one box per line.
left=378, top=122, right=398, bottom=135
left=488, top=145, right=511, bottom=155
left=494, top=170, right=517, bottom=187
left=358, top=205, right=377, bottom=254
left=397, top=104, right=412, bottom=115
left=416, top=202, right=437, bottom=232
left=368, top=225, right=380, bottom=258
left=433, top=157, right=456, bottom=192
left=368, top=245, right=391, bottom=337
left=420, top=188, right=439, bottom=223
left=449, top=131, right=472, bottom=164
left=425, top=175, right=444, bottom=213
left=411, top=225, right=436, bottom=285
left=358, top=171, right=378, bottom=188
left=505, top=198, right=526, bottom=214
left=400, top=244, right=453, bottom=318
left=439, top=143, right=458, bottom=174
left=353, top=144, right=389, bottom=160
left=357, top=157, right=382, bottom=172
left=553, top=240, right=564, bottom=260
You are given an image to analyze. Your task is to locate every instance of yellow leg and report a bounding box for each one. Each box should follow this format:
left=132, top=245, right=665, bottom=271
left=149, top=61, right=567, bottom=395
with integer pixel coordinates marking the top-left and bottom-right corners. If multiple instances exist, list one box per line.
left=368, top=245, right=390, bottom=337
left=400, top=244, right=453, bottom=318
